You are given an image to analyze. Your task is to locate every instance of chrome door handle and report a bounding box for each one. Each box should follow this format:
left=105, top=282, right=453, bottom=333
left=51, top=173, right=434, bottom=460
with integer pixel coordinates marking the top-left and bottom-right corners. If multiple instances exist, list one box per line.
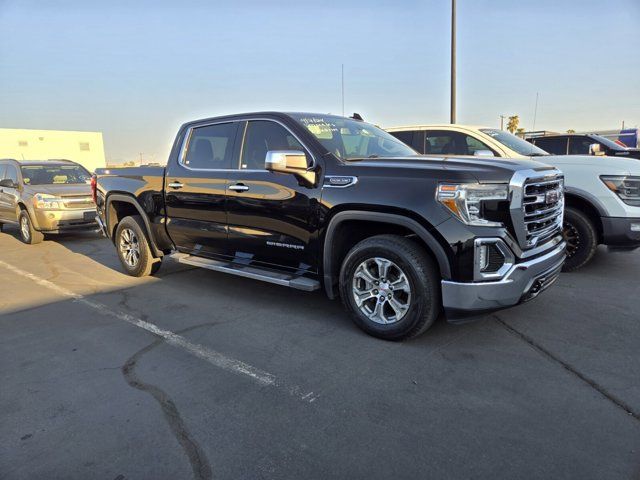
left=229, top=183, right=249, bottom=192
left=168, top=182, right=183, bottom=189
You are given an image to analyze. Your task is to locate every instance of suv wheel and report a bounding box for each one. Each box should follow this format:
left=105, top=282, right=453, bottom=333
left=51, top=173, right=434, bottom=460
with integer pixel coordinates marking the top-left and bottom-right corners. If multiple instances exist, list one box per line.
left=562, top=207, right=598, bottom=272
left=19, top=210, right=44, bottom=245
left=339, top=234, right=440, bottom=341
left=115, top=215, right=161, bottom=277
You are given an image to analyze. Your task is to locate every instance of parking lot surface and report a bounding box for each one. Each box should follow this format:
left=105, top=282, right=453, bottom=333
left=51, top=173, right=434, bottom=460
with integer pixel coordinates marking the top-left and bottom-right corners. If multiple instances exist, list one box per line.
left=1, top=226, right=639, bottom=480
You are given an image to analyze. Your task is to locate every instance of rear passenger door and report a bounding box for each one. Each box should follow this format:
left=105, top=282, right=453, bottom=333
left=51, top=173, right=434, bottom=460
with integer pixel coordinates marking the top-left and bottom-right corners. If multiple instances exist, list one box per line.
left=225, top=119, right=321, bottom=273
left=164, top=121, right=241, bottom=258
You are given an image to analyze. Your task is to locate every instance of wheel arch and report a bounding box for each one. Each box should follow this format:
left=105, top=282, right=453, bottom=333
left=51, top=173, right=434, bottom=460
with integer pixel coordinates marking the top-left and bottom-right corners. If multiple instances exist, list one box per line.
left=106, top=193, right=163, bottom=257
left=564, top=189, right=604, bottom=242
left=322, top=211, right=451, bottom=299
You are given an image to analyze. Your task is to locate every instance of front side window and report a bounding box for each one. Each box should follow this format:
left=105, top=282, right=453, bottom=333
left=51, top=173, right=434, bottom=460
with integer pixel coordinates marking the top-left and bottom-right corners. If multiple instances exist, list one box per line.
left=464, top=135, right=495, bottom=155
left=481, top=129, right=549, bottom=156
left=291, top=114, right=416, bottom=160
left=569, top=136, right=594, bottom=155
left=183, top=122, right=238, bottom=169
left=530, top=136, right=568, bottom=155
left=20, top=165, right=90, bottom=185
left=5, top=165, right=19, bottom=184
left=424, top=131, right=465, bottom=155
left=241, top=120, right=307, bottom=170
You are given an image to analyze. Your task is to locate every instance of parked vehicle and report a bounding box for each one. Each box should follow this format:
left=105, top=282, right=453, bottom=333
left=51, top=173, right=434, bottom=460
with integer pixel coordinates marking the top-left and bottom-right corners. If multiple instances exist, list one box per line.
left=0, top=159, right=96, bottom=244
left=387, top=125, right=640, bottom=270
left=527, top=133, right=640, bottom=160
left=94, top=112, right=566, bottom=340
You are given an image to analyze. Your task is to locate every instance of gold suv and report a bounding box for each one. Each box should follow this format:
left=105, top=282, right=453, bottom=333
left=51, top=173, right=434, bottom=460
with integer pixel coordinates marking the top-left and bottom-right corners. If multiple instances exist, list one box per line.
left=0, top=159, right=96, bottom=244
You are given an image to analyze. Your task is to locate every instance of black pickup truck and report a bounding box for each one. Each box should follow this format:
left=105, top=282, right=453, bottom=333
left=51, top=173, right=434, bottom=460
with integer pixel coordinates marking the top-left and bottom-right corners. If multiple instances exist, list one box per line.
left=94, top=112, right=566, bottom=340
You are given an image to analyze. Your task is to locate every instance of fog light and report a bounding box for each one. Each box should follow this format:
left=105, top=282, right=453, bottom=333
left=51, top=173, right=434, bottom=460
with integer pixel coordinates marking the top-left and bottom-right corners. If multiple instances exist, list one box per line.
left=474, top=238, right=515, bottom=281
left=631, top=223, right=640, bottom=232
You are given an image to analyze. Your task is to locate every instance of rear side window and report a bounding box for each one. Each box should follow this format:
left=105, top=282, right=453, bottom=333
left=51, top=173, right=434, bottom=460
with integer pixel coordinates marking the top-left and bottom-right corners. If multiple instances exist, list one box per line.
left=390, top=131, right=414, bottom=147
left=533, top=137, right=568, bottom=155
left=183, top=122, right=238, bottom=169
left=241, top=120, right=307, bottom=170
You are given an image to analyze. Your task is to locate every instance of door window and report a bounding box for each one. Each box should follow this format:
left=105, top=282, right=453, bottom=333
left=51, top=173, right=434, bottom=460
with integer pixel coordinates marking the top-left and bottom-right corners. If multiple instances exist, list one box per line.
left=183, top=122, right=238, bottom=169
left=569, top=136, right=596, bottom=155
left=533, top=137, right=568, bottom=155
left=424, top=131, right=466, bottom=155
left=464, top=135, right=495, bottom=155
left=241, top=120, right=307, bottom=170
left=5, top=165, right=19, bottom=184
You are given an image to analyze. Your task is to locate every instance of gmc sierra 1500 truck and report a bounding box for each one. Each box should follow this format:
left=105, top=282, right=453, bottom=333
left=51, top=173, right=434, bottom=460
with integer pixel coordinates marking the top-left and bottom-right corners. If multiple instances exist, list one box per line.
left=94, top=112, right=566, bottom=340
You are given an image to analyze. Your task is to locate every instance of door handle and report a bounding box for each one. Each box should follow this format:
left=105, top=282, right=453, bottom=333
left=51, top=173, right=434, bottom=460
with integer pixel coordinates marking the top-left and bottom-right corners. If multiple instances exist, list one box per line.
left=168, top=181, right=184, bottom=189
left=229, top=183, right=249, bottom=192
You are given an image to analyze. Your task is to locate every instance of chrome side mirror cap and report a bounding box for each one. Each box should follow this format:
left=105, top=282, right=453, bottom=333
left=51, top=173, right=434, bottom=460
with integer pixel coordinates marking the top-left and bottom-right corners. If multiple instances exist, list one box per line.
left=265, top=150, right=316, bottom=186
left=474, top=149, right=495, bottom=157
left=589, top=143, right=604, bottom=155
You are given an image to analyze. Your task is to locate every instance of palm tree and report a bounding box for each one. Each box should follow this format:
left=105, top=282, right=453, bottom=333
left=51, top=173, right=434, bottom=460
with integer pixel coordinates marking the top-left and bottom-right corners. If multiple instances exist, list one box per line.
left=507, top=115, right=520, bottom=133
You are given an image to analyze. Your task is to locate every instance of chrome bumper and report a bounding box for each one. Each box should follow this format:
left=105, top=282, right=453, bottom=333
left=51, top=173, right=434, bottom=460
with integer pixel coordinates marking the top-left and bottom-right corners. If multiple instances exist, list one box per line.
left=442, top=241, right=566, bottom=319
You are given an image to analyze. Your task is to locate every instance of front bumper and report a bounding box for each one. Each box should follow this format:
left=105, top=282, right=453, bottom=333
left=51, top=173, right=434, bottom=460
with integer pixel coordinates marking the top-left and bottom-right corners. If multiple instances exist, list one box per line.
left=441, top=241, right=566, bottom=321
left=32, top=208, right=97, bottom=233
left=601, top=217, right=640, bottom=248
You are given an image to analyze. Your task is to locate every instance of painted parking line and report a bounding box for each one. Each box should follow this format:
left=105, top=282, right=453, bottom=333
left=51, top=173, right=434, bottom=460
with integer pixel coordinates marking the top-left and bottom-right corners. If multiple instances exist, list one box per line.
left=0, top=259, right=319, bottom=402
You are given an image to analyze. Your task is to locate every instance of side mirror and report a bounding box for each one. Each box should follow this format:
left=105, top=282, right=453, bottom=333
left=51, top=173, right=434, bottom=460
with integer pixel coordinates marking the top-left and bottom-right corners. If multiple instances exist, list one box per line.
left=473, top=149, right=495, bottom=157
left=0, top=179, right=17, bottom=188
left=589, top=143, right=604, bottom=156
left=265, top=150, right=316, bottom=185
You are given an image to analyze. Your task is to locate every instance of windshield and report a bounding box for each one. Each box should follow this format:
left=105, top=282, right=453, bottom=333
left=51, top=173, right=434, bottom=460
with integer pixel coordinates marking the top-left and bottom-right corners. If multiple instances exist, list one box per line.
left=591, top=134, right=626, bottom=151
left=21, top=164, right=91, bottom=186
left=290, top=114, right=417, bottom=160
left=480, top=129, right=549, bottom=157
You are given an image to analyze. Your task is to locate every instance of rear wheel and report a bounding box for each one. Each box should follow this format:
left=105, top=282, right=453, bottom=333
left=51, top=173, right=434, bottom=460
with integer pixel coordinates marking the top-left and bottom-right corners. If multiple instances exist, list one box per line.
left=115, top=215, right=161, bottom=277
left=18, top=210, right=44, bottom=245
left=339, top=234, right=440, bottom=341
left=562, top=206, right=598, bottom=272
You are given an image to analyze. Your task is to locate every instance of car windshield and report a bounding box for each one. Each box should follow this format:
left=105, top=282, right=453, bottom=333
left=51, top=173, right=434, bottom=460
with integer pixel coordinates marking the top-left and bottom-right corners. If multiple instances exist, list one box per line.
left=591, top=134, right=626, bottom=151
left=21, top=164, right=91, bottom=185
left=290, top=114, right=417, bottom=160
left=480, top=129, right=549, bottom=157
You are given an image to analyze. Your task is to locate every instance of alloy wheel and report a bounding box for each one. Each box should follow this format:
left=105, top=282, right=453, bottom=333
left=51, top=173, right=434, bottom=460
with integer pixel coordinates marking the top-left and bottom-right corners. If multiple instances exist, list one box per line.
left=563, top=222, right=580, bottom=258
left=351, top=257, right=411, bottom=325
left=20, top=216, right=30, bottom=242
left=119, top=228, right=141, bottom=268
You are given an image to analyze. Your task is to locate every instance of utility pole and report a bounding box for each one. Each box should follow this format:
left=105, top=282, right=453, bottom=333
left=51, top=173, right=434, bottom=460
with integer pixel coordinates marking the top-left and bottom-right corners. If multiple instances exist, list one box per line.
left=500, top=115, right=506, bottom=130
left=341, top=64, right=345, bottom=117
left=532, top=92, right=539, bottom=131
left=450, top=0, right=456, bottom=124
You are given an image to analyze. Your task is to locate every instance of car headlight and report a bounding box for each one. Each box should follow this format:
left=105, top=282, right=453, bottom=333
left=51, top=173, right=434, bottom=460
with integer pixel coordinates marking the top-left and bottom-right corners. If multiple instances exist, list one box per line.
left=33, top=193, right=64, bottom=210
left=600, top=176, right=640, bottom=206
left=436, top=183, right=509, bottom=227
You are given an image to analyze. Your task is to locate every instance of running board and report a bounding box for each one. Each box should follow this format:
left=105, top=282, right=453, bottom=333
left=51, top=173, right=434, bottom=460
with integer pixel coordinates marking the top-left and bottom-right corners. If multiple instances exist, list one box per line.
left=173, top=254, right=320, bottom=291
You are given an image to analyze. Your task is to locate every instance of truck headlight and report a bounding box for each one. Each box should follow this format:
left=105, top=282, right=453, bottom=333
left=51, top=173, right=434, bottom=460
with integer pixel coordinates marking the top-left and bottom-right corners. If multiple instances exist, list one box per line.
left=437, top=183, right=509, bottom=227
left=33, top=193, right=64, bottom=210
left=600, top=176, right=640, bottom=206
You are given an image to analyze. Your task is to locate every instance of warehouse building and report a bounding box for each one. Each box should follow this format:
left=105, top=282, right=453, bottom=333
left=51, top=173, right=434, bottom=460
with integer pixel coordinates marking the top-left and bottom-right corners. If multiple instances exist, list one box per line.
left=0, top=128, right=106, bottom=172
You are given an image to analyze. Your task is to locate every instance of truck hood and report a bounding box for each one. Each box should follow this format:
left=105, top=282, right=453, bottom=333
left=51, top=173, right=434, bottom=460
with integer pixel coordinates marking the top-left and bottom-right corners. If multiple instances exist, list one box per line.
left=536, top=154, right=640, bottom=176
left=347, top=155, right=555, bottom=183
left=24, top=183, right=92, bottom=197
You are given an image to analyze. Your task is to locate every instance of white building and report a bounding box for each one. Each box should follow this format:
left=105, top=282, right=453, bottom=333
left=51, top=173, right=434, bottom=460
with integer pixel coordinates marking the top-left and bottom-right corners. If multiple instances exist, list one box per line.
left=0, top=128, right=106, bottom=172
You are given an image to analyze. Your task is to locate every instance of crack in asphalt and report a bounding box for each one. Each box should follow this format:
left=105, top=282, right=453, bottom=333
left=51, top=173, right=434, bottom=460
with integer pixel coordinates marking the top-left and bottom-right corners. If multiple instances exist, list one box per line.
left=493, top=315, right=640, bottom=422
left=122, top=323, right=219, bottom=480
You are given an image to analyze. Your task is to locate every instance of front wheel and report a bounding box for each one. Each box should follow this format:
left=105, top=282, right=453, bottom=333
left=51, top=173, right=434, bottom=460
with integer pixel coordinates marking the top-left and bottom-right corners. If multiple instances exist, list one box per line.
left=562, top=207, right=598, bottom=272
left=339, top=234, right=440, bottom=341
left=115, top=215, right=161, bottom=277
left=19, top=211, right=44, bottom=245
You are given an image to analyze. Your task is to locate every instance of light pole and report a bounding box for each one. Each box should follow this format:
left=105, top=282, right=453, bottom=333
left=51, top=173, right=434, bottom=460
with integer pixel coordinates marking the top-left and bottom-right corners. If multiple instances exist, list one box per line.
left=450, top=0, right=456, bottom=124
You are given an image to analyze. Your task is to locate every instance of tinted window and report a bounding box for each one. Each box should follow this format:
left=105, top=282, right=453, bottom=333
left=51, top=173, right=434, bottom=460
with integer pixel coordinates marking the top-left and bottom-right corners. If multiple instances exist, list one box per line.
left=463, top=134, right=495, bottom=155
left=21, top=165, right=91, bottom=185
left=5, top=165, right=19, bottom=184
left=390, top=131, right=414, bottom=147
left=241, top=120, right=307, bottom=170
left=424, top=131, right=466, bottom=155
left=411, top=131, right=426, bottom=152
left=569, top=136, right=595, bottom=155
left=533, top=137, right=568, bottom=155
left=183, top=122, right=238, bottom=169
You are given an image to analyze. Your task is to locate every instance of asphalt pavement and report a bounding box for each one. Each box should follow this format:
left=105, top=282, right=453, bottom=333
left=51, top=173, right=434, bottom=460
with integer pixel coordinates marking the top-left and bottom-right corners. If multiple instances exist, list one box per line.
left=1, top=226, right=639, bottom=480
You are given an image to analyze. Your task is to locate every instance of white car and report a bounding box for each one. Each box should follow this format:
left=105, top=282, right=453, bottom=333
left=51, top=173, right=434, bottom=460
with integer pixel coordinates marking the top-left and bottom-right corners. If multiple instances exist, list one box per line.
left=387, top=124, right=640, bottom=271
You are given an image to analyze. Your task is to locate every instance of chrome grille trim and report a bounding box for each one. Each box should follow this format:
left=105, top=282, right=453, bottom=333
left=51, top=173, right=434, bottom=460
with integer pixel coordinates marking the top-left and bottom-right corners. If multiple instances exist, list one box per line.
left=509, top=168, right=565, bottom=251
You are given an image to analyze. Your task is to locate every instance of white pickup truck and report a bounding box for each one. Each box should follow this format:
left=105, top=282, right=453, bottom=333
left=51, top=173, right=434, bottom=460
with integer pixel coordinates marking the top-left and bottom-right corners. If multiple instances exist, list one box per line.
left=387, top=124, right=640, bottom=271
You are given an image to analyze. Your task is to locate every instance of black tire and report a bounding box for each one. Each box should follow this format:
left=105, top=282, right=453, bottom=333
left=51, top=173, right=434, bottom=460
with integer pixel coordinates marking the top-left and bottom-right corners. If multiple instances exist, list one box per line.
left=339, top=234, right=440, bottom=341
left=115, top=215, right=161, bottom=277
left=562, top=207, right=598, bottom=272
left=18, top=210, right=44, bottom=245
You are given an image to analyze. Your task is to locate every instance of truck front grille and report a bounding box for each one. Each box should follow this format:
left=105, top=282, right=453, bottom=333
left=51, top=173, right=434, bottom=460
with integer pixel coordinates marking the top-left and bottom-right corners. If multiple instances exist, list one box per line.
left=510, top=170, right=564, bottom=251
left=523, top=177, right=564, bottom=247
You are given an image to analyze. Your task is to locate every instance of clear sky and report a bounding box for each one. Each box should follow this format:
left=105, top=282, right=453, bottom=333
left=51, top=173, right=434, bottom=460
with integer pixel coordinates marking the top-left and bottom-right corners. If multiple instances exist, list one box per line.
left=1, top=0, right=639, bottom=163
